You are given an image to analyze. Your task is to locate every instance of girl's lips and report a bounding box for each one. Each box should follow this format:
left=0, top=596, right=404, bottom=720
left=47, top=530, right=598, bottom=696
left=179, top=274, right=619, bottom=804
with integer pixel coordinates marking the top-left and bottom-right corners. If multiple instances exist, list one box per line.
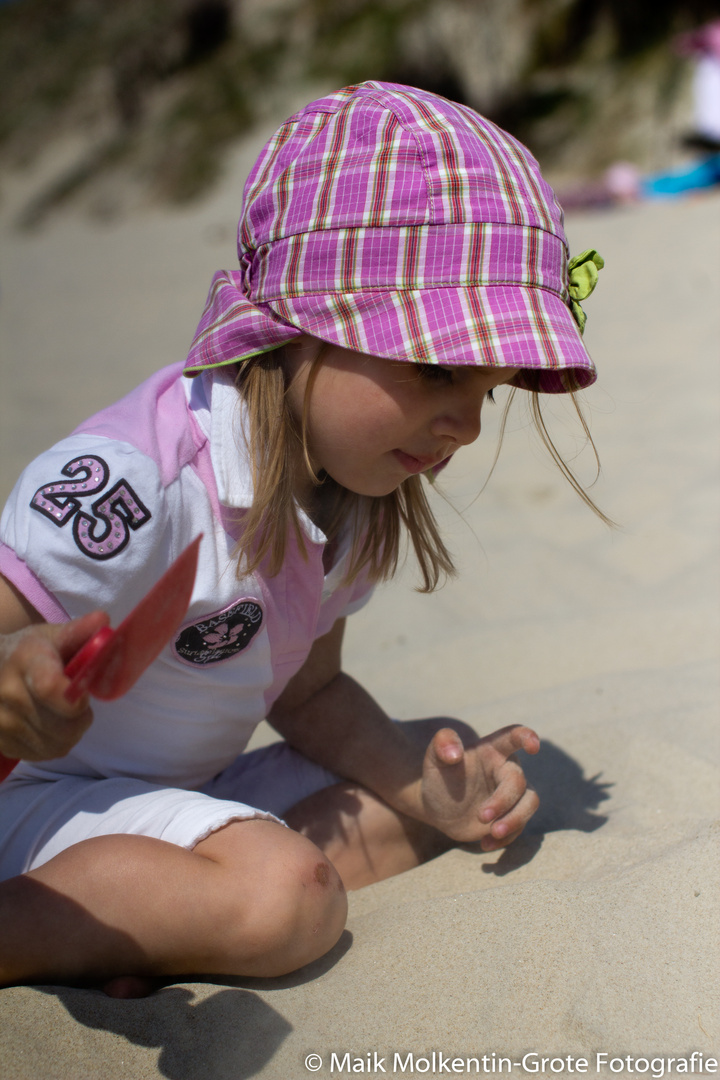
left=393, top=449, right=438, bottom=474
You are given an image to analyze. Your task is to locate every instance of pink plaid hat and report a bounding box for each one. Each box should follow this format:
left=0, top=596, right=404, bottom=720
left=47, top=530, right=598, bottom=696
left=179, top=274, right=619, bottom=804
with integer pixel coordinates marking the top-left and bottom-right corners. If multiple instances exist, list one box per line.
left=184, top=81, right=599, bottom=393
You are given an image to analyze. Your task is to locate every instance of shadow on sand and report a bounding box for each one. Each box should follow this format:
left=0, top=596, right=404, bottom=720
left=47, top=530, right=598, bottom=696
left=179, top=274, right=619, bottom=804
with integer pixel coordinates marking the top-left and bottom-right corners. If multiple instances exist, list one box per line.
left=37, top=931, right=353, bottom=1080
left=480, top=738, right=612, bottom=876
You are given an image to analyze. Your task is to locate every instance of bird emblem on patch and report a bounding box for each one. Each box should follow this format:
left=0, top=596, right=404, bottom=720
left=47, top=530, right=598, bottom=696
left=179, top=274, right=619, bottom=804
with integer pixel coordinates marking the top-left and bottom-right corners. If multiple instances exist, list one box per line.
left=174, top=599, right=263, bottom=665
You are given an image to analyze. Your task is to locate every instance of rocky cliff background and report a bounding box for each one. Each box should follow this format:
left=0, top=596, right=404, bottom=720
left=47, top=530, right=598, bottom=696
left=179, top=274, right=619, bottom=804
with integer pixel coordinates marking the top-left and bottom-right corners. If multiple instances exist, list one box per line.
left=0, top=0, right=717, bottom=226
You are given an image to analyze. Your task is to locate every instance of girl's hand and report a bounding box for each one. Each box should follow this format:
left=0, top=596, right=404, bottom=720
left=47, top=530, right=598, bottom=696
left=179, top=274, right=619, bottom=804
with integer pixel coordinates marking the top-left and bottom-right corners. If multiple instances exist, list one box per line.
left=0, top=612, right=108, bottom=763
left=418, top=724, right=540, bottom=849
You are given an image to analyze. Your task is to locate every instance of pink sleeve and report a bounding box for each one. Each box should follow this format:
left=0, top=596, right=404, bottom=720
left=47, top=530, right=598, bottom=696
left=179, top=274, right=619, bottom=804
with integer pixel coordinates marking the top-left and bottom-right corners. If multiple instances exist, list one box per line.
left=0, top=543, right=69, bottom=624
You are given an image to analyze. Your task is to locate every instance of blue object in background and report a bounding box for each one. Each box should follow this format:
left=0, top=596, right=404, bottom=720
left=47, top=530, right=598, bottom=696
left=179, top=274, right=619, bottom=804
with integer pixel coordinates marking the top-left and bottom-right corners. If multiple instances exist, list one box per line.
left=641, top=153, right=720, bottom=197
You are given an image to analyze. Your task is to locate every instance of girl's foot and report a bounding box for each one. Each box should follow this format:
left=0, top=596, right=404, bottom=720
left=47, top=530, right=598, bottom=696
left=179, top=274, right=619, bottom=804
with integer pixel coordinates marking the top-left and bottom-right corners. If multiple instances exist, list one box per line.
left=101, top=975, right=158, bottom=998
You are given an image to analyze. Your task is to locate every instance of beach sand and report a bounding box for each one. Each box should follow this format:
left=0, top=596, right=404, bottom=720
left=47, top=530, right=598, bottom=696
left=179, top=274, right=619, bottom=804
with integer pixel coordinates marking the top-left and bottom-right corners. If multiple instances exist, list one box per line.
left=0, top=135, right=718, bottom=1078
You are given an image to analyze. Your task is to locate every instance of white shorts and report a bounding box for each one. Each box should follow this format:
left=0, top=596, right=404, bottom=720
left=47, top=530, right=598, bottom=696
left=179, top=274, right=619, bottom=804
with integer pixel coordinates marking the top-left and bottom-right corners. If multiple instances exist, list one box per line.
left=0, top=743, right=340, bottom=881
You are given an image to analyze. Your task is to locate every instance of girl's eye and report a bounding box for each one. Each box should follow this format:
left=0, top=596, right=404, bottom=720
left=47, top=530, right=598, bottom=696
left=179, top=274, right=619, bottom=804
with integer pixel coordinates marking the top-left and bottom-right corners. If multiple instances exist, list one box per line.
left=415, top=364, right=454, bottom=385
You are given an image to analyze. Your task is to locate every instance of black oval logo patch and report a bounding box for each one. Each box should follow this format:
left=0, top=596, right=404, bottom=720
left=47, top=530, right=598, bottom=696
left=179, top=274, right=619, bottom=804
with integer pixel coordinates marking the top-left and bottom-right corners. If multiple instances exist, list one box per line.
left=174, top=599, right=263, bottom=665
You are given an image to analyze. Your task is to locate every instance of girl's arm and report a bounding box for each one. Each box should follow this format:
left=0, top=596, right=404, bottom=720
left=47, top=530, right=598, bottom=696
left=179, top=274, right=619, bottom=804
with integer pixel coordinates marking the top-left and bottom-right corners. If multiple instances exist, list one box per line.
left=268, top=618, right=539, bottom=847
left=0, top=575, right=107, bottom=763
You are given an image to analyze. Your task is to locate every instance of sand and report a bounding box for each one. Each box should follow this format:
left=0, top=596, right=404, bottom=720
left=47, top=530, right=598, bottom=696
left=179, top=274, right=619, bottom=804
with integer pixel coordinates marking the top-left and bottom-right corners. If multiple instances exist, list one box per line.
left=0, top=134, right=718, bottom=1079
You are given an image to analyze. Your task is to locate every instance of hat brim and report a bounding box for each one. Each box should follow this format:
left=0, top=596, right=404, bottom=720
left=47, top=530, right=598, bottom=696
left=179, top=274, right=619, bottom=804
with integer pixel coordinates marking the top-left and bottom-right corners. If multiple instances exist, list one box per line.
left=267, top=284, right=595, bottom=394
left=184, top=271, right=596, bottom=394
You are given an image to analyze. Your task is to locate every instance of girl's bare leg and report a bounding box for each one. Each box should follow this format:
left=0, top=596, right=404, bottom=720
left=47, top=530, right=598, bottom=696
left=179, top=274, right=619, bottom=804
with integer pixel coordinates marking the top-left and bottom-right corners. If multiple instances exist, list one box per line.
left=286, top=718, right=539, bottom=891
left=0, top=818, right=347, bottom=988
left=286, top=782, right=450, bottom=890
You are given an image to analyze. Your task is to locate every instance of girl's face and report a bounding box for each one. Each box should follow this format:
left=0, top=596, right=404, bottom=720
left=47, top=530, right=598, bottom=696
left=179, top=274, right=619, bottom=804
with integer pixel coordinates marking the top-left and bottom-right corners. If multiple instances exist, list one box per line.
left=285, top=338, right=519, bottom=499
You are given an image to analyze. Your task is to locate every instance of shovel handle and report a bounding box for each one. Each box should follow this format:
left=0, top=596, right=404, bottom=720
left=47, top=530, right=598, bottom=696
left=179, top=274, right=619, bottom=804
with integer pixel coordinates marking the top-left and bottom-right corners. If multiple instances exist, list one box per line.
left=0, top=754, right=17, bottom=782
left=64, top=625, right=116, bottom=704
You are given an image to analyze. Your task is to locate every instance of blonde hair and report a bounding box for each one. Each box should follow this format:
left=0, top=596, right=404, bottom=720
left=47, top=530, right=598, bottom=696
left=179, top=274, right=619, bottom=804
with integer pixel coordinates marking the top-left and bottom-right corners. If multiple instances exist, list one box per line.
left=490, top=372, right=616, bottom=529
left=233, top=349, right=610, bottom=593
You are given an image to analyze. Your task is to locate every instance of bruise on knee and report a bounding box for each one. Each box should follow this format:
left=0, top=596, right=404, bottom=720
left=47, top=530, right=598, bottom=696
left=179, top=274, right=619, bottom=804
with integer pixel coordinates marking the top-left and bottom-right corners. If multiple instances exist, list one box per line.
left=314, top=861, right=331, bottom=886
left=311, top=860, right=345, bottom=893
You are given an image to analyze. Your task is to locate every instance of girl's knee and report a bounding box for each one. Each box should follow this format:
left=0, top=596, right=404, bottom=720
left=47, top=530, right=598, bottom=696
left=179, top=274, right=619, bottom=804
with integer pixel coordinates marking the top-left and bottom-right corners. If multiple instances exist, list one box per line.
left=261, top=846, right=347, bottom=972
left=13, top=827, right=346, bottom=983
left=201, top=820, right=348, bottom=976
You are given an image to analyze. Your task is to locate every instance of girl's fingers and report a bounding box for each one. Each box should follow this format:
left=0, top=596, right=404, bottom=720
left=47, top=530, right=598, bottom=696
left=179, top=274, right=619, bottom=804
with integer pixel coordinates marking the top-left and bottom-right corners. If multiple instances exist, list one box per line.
left=419, top=721, right=540, bottom=845
left=0, top=659, right=91, bottom=757
left=1, top=701, right=94, bottom=761
left=484, top=787, right=540, bottom=846
left=429, top=727, right=465, bottom=766
left=15, top=641, right=76, bottom=718
left=0, top=617, right=104, bottom=760
left=481, top=829, right=521, bottom=853
left=51, top=611, right=110, bottom=664
left=478, top=756, right=528, bottom=821
left=20, top=614, right=107, bottom=714
left=481, top=828, right=527, bottom=854
left=476, top=725, right=540, bottom=823
left=481, top=724, right=540, bottom=758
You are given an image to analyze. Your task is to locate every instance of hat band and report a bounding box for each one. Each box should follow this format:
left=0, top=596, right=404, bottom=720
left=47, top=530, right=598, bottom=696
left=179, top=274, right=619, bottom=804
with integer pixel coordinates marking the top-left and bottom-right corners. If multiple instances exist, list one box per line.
left=245, top=223, right=568, bottom=303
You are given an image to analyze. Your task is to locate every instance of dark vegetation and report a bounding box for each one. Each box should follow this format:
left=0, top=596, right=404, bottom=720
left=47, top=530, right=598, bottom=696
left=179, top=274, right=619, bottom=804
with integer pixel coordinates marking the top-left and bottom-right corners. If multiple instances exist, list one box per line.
left=0, top=0, right=717, bottom=225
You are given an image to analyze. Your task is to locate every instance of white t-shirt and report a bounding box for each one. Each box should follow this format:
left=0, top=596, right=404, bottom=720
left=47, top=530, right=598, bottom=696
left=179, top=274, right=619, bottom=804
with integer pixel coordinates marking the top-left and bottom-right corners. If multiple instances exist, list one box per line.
left=0, top=363, right=373, bottom=789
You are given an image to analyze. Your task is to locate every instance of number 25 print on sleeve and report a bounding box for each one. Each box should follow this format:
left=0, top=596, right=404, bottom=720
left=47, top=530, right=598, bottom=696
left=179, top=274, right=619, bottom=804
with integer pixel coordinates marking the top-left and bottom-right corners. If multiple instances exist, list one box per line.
left=30, top=456, right=151, bottom=561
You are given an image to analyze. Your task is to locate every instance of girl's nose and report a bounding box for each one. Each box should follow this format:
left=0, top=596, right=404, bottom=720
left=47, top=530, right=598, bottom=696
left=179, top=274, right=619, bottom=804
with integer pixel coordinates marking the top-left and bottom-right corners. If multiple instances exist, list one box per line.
left=430, top=397, right=483, bottom=447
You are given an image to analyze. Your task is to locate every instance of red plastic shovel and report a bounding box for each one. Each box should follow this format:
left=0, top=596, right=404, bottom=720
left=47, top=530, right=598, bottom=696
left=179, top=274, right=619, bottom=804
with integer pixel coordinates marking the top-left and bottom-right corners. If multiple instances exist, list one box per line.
left=0, top=534, right=202, bottom=782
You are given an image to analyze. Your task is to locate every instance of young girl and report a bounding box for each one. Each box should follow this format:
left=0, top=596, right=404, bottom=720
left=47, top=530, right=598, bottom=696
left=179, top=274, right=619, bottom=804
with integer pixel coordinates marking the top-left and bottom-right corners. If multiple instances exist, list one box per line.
left=0, top=82, right=603, bottom=996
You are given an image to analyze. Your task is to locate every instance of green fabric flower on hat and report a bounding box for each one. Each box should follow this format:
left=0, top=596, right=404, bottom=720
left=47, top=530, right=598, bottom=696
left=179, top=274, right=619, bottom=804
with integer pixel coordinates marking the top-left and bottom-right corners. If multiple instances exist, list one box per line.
left=568, top=249, right=605, bottom=334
